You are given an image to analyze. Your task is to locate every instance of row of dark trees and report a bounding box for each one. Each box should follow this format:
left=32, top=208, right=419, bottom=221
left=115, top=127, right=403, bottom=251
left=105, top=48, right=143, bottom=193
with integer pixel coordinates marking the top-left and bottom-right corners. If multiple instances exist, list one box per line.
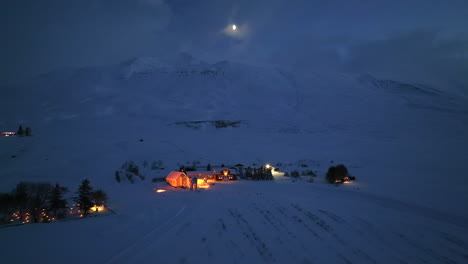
left=243, top=166, right=274, bottom=181
left=16, top=125, right=32, bottom=136
left=116, top=161, right=145, bottom=183
left=0, top=179, right=108, bottom=224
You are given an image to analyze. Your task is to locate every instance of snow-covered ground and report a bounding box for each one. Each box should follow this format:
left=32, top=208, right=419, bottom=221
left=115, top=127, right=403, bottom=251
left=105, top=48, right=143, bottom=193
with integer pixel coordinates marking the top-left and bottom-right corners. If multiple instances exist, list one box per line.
left=1, top=55, right=467, bottom=263
left=1, top=181, right=467, bottom=264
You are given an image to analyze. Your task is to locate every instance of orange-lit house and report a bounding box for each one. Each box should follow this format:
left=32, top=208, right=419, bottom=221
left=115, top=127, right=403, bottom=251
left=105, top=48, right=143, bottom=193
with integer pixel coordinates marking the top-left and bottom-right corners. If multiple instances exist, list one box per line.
left=166, top=171, right=190, bottom=187
left=185, top=169, right=237, bottom=181
left=214, top=169, right=237, bottom=181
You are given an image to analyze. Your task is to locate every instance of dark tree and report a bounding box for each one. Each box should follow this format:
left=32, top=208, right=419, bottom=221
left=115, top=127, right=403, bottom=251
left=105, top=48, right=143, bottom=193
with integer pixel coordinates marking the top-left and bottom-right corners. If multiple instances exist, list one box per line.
left=245, top=167, right=252, bottom=179
left=334, top=164, right=349, bottom=181
left=151, top=161, right=158, bottom=170
left=115, top=171, right=121, bottom=183
left=0, top=193, right=15, bottom=215
left=91, top=190, right=108, bottom=212
left=128, top=162, right=139, bottom=174
left=75, top=179, right=93, bottom=216
left=48, top=183, right=68, bottom=218
left=326, top=166, right=337, bottom=183
left=237, top=167, right=244, bottom=178
left=25, top=127, right=32, bottom=136
left=266, top=167, right=273, bottom=180
left=13, top=182, right=29, bottom=219
left=17, top=125, right=24, bottom=136
left=326, top=164, right=349, bottom=184
left=291, top=170, right=300, bottom=178
left=206, top=163, right=212, bottom=171
left=28, top=182, right=53, bottom=222
left=126, top=173, right=135, bottom=183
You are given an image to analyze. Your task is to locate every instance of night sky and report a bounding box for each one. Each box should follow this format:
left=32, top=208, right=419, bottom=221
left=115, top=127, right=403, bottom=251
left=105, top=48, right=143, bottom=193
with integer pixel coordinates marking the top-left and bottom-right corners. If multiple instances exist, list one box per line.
left=1, top=0, right=467, bottom=93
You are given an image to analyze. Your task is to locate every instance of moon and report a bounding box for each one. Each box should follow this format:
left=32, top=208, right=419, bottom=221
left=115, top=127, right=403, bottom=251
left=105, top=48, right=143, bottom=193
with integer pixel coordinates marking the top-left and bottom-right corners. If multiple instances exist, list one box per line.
left=232, top=24, right=237, bottom=31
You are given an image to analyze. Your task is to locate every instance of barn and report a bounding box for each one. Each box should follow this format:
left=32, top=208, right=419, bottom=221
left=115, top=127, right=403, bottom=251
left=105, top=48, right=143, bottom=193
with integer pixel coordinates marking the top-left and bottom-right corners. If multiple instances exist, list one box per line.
left=166, top=171, right=190, bottom=187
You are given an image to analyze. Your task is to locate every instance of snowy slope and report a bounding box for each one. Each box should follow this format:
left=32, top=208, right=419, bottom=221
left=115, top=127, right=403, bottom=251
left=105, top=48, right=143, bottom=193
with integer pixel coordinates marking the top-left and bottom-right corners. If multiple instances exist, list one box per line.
left=1, top=54, right=468, bottom=263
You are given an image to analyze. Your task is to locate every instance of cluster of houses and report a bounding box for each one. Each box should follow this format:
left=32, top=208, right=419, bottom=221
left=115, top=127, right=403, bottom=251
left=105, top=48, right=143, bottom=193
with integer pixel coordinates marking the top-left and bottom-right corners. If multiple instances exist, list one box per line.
left=166, top=168, right=237, bottom=188
left=0, top=132, right=16, bottom=137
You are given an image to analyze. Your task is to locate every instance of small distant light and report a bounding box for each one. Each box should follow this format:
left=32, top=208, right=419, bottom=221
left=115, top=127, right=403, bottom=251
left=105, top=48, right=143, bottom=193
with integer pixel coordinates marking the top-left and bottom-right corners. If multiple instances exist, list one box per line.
left=232, top=24, right=237, bottom=31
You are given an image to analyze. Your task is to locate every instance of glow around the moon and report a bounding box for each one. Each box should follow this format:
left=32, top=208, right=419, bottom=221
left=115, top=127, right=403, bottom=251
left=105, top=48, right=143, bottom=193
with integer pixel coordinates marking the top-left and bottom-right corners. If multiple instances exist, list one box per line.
left=232, top=24, right=237, bottom=31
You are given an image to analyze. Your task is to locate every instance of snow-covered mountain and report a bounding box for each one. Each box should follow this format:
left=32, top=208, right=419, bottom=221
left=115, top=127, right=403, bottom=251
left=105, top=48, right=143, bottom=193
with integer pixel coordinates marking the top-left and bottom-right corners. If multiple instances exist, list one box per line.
left=1, top=54, right=467, bottom=263
left=1, top=54, right=467, bottom=207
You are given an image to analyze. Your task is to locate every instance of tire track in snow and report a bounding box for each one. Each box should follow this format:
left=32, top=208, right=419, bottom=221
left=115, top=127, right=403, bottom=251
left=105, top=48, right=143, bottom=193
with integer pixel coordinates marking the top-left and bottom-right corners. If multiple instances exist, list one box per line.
left=269, top=199, right=323, bottom=240
left=290, top=204, right=335, bottom=235
left=290, top=204, right=382, bottom=264
left=105, top=204, right=187, bottom=264
left=249, top=201, right=310, bottom=263
left=228, top=208, right=276, bottom=263
left=318, top=209, right=346, bottom=224
left=352, top=216, right=419, bottom=263
left=392, top=230, right=459, bottom=264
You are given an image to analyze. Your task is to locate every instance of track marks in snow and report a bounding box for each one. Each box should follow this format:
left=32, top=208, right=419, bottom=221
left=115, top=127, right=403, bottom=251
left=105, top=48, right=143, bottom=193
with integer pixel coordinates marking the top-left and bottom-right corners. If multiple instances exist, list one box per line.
left=105, top=205, right=187, bottom=264
left=249, top=202, right=312, bottom=263
left=216, top=218, right=227, bottom=233
left=104, top=186, right=468, bottom=264
left=319, top=209, right=346, bottom=224
left=228, top=208, right=276, bottom=263
left=440, top=232, right=467, bottom=250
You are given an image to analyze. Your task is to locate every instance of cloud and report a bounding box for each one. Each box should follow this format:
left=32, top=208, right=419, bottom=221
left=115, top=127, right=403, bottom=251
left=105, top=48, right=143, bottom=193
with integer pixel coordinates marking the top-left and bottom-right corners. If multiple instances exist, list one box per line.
left=344, top=30, right=468, bottom=93
left=221, top=23, right=250, bottom=39
left=1, top=0, right=467, bottom=92
left=140, top=0, right=165, bottom=6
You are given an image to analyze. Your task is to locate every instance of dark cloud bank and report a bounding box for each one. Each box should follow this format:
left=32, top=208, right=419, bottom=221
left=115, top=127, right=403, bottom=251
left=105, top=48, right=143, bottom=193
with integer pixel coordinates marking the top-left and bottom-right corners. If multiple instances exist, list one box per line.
left=1, top=0, right=467, bottom=94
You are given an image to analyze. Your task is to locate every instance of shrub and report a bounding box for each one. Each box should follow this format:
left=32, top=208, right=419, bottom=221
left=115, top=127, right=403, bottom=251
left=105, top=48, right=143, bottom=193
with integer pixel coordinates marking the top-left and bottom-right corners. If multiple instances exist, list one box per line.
left=17, top=125, right=24, bottom=136
left=290, top=171, right=300, bottom=178
left=126, top=173, right=135, bottom=183
left=152, top=177, right=165, bottom=182
left=303, top=170, right=316, bottom=177
left=335, top=164, right=349, bottom=179
left=326, top=164, right=349, bottom=184
left=25, top=127, right=32, bottom=136
left=326, top=167, right=335, bottom=183
left=128, top=163, right=139, bottom=174
left=115, top=171, right=121, bottom=183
